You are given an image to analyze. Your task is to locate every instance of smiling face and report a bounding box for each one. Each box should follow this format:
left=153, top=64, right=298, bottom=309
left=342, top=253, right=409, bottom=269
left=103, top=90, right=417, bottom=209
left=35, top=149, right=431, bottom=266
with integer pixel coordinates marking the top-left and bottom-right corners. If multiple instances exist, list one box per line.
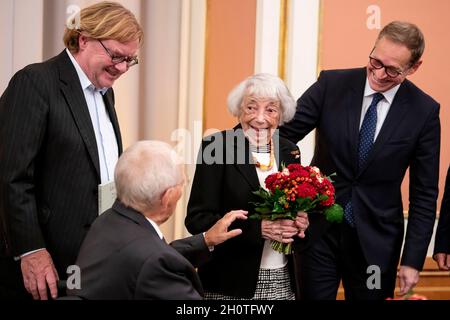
left=367, top=36, right=421, bottom=92
left=74, top=35, right=139, bottom=89
left=239, top=95, right=281, bottom=146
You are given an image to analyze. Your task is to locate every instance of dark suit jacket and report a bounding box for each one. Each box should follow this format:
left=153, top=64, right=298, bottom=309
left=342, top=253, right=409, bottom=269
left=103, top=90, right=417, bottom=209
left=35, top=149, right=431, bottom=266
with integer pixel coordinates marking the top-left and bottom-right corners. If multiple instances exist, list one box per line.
left=280, top=68, right=440, bottom=272
left=185, top=125, right=302, bottom=298
left=68, top=200, right=208, bottom=300
left=434, top=166, right=450, bottom=255
left=0, top=50, right=122, bottom=278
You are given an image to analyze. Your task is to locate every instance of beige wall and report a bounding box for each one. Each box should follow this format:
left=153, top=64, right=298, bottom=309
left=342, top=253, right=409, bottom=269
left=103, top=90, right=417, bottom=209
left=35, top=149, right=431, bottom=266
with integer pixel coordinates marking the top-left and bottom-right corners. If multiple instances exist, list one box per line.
left=203, top=0, right=257, bottom=132
left=321, top=0, right=450, bottom=212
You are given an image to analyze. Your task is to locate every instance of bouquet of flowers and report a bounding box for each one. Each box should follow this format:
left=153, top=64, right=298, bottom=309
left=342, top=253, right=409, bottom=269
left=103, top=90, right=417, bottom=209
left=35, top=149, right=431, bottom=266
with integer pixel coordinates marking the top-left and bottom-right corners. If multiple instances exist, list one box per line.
left=250, top=163, right=343, bottom=254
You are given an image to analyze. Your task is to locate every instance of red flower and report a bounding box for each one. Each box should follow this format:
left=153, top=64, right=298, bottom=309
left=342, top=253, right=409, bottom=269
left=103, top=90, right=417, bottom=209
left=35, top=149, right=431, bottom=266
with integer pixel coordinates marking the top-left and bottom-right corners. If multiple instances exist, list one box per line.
left=296, top=184, right=317, bottom=199
left=250, top=163, right=344, bottom=254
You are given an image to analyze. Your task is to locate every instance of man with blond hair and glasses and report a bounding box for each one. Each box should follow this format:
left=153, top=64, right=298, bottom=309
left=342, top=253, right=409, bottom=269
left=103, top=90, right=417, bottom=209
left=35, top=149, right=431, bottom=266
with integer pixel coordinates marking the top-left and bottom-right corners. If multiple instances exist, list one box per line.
left=0, top=2, right=143, bottom=300
left=281, top=21, right=440, bottom=300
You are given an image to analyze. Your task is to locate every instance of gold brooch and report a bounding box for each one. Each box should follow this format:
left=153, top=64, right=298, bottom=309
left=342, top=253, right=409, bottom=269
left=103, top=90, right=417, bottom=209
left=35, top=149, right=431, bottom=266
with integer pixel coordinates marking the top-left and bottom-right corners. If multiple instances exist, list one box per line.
left=291, top=150, right=300, bottom=159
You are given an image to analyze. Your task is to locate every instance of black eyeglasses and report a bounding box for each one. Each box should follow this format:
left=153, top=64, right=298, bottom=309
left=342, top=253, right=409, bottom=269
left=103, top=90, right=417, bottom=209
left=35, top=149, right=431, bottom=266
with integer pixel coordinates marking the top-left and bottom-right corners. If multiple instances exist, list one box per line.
left=368, top=56, right=405, bottom=78
left=98, top=40, right=138, bottom=68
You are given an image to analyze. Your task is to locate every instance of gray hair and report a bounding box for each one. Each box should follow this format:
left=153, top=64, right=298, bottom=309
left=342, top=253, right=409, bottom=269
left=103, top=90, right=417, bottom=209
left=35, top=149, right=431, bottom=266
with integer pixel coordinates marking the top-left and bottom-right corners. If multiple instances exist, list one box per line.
left=227, top=73, right=296, bottom=125
left=114, top=140, right=182, bottom=212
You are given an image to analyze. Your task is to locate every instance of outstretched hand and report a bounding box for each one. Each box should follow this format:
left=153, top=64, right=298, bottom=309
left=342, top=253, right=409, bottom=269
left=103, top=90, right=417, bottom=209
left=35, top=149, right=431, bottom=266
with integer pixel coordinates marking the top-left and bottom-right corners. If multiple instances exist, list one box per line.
left=204, top=210, right=248, bottom=247
left=21, top=249, right=59, bottom=300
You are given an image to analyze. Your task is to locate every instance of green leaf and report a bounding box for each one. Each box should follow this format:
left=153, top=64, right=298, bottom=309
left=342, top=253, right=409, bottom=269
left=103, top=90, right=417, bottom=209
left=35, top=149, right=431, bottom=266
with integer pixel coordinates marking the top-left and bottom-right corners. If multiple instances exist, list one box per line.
left=273, top=202, right=285, bottom=213
left=254, top=207, right=273, bottom=214
left=252, top=189, right=271, bottom=199
left=324, top=204, right=344, bottom=223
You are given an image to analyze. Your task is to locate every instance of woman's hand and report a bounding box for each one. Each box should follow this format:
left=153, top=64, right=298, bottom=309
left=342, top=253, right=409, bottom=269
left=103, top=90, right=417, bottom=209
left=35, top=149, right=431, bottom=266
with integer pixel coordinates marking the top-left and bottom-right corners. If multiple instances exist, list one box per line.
left=295, top=211, right=309, bottom=238
left=261, top=219, right=298, bottom=243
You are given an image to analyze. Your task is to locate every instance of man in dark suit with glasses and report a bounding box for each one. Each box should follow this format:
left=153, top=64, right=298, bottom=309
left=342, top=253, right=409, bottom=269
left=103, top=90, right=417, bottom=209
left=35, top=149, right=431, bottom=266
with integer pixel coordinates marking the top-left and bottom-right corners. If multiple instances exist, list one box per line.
left=281, top=21, right=440, bottom=300
left=0, top=2, right=142, bottom=300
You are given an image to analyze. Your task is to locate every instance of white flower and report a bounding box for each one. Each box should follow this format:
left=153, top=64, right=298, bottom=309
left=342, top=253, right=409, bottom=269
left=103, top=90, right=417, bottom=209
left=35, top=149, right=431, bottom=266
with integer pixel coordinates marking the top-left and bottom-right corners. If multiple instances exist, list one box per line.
left=311, top=166, right=324, bottom=183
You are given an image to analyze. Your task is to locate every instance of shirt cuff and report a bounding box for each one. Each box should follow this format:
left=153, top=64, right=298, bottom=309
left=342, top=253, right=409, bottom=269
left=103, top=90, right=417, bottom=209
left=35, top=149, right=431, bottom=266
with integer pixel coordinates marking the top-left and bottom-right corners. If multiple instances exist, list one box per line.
left=14, top=248, right=46, bottom=261
left=202, top=232, right=214, bottom=252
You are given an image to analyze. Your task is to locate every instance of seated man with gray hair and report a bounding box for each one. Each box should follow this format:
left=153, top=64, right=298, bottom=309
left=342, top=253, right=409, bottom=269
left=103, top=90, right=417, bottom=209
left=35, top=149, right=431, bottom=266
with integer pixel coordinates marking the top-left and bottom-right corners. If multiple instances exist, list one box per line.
left=67, top=141, right=247, bottom=300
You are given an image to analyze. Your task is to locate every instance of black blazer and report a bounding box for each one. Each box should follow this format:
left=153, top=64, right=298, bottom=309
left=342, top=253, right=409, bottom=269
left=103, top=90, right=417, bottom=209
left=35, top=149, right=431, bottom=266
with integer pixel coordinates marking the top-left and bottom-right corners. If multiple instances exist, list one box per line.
left=0, top=50, right=122, bottom=278
left=68, top=201, right=208, bottom=300
left=185, top=126, right=302, bottom=298
left=434, top=166, right=450, bottom=255
left=280, top=68, right=440, bottom=272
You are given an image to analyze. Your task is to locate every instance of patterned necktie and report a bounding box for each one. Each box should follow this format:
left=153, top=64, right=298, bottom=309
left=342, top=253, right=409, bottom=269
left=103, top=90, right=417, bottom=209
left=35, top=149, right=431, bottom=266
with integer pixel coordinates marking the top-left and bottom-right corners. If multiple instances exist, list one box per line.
left=344, top=92, right=384, bottom=227
left=358, top=92, right=384, bottom=169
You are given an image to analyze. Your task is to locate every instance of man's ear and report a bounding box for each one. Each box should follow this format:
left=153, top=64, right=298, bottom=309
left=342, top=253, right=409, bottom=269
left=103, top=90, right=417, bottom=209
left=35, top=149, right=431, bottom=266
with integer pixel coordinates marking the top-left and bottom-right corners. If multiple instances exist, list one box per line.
left=160, top=187, right=176, bottom=210
left=78, top=34, right=89, bottom=51
left=407, top=60, right=422, bottom=76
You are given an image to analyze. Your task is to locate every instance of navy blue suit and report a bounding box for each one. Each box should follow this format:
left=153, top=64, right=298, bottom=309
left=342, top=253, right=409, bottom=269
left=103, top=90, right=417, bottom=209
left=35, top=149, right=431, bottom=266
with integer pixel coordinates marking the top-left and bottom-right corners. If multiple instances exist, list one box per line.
left=280, top=68, right=440, bottom=299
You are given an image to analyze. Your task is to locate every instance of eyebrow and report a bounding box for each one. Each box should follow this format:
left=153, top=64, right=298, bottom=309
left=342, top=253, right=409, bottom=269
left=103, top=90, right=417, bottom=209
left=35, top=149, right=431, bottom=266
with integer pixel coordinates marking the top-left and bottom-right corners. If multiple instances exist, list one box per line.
left=108, top=45, right=137, bottom=58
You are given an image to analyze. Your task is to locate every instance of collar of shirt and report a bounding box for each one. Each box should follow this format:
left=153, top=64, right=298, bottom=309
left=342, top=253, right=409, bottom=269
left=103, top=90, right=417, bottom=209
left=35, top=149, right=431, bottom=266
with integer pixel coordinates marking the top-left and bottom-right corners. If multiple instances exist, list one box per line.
left=145, top=217, right=164, bottom=240
left=363, top=78, right=401, bottom=104
left=66, top=48, right=108, bottom=95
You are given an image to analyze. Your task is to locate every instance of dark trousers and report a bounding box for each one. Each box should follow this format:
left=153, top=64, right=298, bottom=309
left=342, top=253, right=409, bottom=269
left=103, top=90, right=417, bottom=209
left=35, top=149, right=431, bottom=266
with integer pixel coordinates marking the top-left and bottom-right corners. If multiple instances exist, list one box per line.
left=0, top=257, right=31, bottom=300
left=296, top=223, right=397, bottom=300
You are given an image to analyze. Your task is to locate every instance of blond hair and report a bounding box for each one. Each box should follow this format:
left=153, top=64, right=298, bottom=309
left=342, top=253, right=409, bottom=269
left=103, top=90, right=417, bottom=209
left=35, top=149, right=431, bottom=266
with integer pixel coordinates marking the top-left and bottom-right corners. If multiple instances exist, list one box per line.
left=64, top=1, right=143, bottom=53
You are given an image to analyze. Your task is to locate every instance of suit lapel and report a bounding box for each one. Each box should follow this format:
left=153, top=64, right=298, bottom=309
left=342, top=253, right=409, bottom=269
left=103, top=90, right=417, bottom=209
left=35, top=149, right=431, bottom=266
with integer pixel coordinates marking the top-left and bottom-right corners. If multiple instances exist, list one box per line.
left=273, top=131, right=300, bottom=167
left=57, top=51, right=101, bottom=180
left=360, top=82, right=409, bottom=173
left=346, top=69, right=367, bottom=173
left=103, top=91, right=123, bottom=154
left=231, top=126, right=261, bottom=191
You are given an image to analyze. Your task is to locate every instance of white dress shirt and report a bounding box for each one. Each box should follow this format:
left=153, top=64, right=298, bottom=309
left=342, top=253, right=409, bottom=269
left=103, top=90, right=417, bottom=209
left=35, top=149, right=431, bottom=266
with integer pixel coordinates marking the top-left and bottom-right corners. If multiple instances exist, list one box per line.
left=66, top=49, right=119, bottom=183
left=252, top=152, right=288, bottom=269
left=361, top=79, right=401, bottom=141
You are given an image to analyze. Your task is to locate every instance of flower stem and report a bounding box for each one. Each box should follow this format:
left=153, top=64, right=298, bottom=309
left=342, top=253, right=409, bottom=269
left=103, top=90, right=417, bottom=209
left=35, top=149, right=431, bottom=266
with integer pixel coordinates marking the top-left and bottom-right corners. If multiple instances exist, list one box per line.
left=271, top=240, right=292, bottom=255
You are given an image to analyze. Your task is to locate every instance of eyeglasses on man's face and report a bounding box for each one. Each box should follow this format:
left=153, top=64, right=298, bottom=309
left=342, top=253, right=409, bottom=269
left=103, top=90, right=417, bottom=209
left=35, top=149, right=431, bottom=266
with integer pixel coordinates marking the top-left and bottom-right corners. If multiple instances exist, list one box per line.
left=368, top=56, right=407, bottom=78
left=98, top=39, right=138, bottom=68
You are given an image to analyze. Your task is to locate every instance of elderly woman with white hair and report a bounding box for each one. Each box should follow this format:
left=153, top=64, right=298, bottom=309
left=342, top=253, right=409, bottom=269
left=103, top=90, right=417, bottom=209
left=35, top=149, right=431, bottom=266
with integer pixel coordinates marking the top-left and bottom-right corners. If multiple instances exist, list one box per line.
left=185, top=73, right=309, bottom=300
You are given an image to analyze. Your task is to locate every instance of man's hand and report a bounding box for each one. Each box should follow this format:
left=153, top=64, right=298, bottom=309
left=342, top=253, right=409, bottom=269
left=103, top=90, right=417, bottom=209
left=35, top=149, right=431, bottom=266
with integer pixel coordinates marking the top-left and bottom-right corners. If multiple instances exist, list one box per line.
left=398, top=265, right=419, bottom=296
left=204, top=210, right=248, bottom=247
left=21, top=249, right=59, bottom=300
left=433, top=253, right=450, bottom=271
